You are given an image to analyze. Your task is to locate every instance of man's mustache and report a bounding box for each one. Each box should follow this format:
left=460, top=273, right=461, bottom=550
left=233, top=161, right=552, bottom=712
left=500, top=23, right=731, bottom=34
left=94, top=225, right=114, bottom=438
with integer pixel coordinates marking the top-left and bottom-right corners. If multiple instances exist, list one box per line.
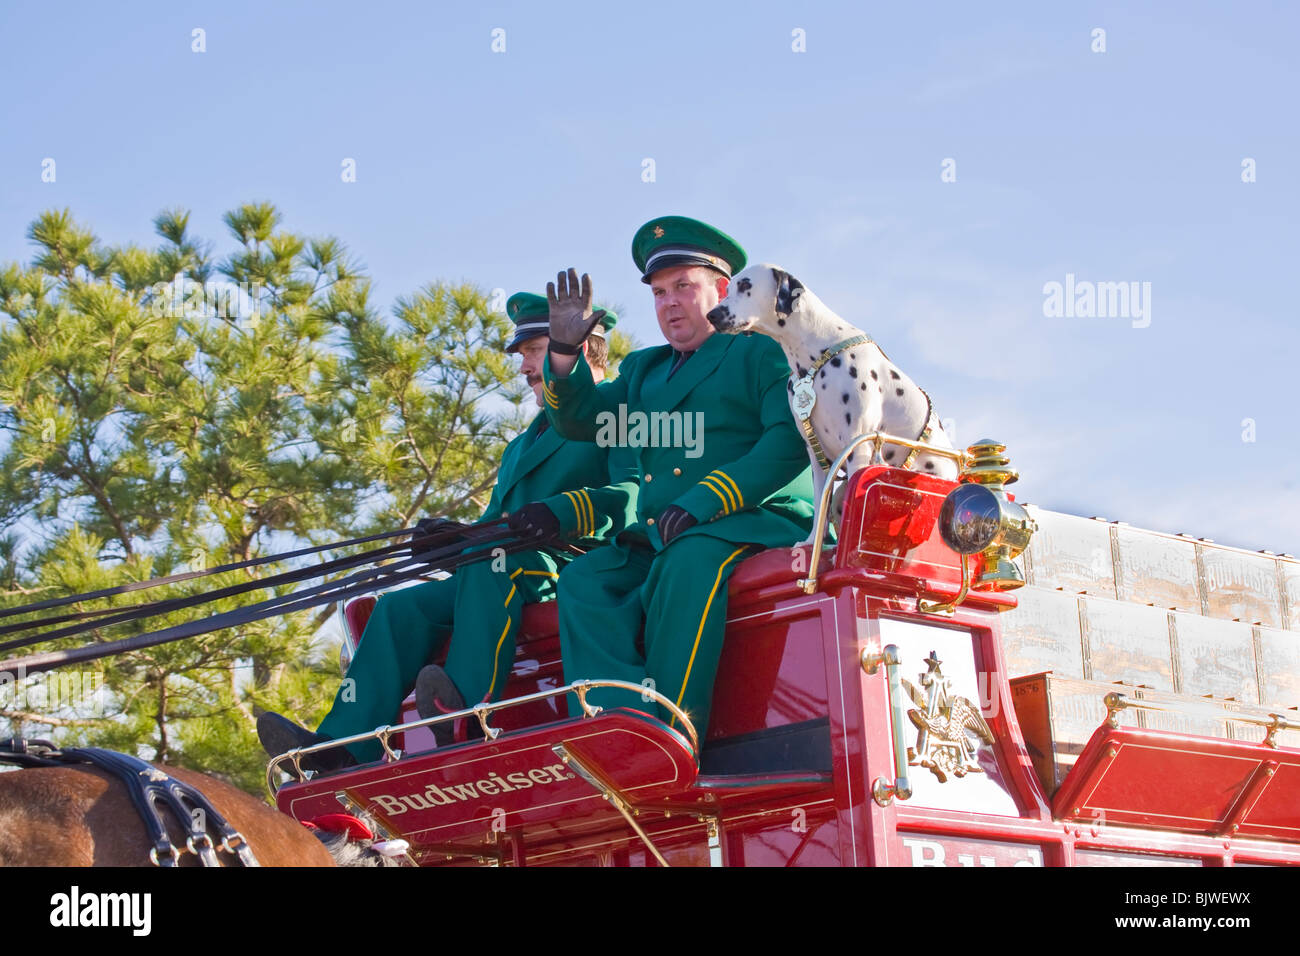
left=526, top=374, right=541, bottom=387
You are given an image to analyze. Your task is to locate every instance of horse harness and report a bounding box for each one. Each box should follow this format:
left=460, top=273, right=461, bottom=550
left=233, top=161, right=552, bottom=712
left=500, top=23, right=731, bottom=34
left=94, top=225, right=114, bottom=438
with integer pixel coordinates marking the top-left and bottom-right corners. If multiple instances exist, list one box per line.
left=0, top=737, right=259, bottom=867
left=789, top=335, right=941, bottom=472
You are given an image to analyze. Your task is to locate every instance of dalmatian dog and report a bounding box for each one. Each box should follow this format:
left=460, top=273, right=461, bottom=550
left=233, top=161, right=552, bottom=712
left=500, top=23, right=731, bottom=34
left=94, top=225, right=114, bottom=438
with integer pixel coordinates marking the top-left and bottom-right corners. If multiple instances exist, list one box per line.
left=707, top=264, right=959, bottom=523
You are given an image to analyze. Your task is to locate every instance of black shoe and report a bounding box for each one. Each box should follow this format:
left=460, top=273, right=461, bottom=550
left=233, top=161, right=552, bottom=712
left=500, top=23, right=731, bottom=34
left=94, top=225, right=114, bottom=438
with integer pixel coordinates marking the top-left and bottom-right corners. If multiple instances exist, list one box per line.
left=415, top=666, right=466, bottom=747
left=257, top=712, right=357, bottom=774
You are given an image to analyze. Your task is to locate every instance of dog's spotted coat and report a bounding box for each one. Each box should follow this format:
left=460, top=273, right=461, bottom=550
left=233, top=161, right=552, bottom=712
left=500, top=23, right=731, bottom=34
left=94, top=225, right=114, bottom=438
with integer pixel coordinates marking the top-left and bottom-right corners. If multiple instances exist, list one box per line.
left=707, top=263, right=958, bottom=535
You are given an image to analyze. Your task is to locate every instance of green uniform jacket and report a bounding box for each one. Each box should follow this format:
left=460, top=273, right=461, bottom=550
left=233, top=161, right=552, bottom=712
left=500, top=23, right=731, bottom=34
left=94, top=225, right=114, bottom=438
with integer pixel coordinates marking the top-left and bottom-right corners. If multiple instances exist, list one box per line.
left=542, top=331, right=814, bottom=549
left=479, top=412, right=639, bottom=540
left=317, top=410, right=638, bottom=761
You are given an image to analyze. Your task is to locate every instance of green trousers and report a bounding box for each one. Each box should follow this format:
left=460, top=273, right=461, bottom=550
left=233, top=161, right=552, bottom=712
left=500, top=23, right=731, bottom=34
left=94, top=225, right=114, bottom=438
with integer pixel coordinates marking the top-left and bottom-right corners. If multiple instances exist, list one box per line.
left=557, top=535, right=754, bottom=746
left=317, top=550, right=559, bottom=762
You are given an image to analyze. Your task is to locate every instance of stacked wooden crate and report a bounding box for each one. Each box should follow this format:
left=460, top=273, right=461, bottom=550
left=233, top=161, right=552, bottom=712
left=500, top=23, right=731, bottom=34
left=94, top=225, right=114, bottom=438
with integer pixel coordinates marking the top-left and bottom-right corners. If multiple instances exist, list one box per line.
left=1000, top=508, right=1300, bottom=793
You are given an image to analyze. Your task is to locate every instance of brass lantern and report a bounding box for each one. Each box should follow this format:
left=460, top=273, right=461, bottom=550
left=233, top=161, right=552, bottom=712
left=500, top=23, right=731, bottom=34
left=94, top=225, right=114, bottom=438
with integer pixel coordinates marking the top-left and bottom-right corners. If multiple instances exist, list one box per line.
left=939, top=439, right=1036, bottom=591
left=920, top=440, right=1037, bottom=613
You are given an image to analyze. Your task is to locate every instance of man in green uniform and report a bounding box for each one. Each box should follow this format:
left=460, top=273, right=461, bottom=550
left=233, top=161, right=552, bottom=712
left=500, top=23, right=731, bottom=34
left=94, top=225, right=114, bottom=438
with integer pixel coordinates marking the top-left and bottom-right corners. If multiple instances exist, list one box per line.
left=541, top=217, right=815, bottom=745
left=258, top=295, right=636, bottom=771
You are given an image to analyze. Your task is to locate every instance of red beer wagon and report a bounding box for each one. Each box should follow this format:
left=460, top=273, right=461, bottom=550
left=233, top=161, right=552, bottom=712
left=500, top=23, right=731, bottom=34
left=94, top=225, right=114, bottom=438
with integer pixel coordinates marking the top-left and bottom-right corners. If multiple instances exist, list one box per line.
left=268, top=436, right=1300, bottom=866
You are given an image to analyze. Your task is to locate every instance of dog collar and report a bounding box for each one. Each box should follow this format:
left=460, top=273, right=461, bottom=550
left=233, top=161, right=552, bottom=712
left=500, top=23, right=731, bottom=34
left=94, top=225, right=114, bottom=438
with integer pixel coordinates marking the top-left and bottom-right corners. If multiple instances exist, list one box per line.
left=791, top=335, right=873, bottom=470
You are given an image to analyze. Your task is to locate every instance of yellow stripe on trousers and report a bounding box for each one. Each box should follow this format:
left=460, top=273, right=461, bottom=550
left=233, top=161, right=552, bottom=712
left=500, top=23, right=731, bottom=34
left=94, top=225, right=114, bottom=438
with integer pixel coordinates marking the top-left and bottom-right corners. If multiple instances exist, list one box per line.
left=491, top=568, right=559, bottom=699
left=486, top=617, right=513, bottom=699
left=672, top=546, right=749, bottom=729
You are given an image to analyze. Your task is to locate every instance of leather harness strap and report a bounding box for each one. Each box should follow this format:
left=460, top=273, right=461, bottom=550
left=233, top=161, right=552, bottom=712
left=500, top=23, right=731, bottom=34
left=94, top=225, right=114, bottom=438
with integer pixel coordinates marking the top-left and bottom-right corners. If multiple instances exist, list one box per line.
left=900, top=389, right=942, bottom=469
left=0, top=737, right=259, bottom=867
left=1, top=524, right=555, bottom=679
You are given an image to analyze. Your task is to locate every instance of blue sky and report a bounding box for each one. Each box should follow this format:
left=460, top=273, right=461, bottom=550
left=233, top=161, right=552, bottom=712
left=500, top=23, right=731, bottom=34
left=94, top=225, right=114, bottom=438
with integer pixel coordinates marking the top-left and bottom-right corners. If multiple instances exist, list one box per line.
left=2, top=0, right=1297, bottom=553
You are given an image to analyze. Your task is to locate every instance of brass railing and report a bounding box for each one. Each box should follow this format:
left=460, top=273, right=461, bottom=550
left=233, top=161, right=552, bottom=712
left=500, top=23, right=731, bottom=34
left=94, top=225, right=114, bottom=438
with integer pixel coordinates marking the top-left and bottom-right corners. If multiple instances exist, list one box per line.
left=862, top=643, right=913, bottom=805
left=1104, top=692, right=1300, bottom=749
left=266, top=678, right=699, bottom=795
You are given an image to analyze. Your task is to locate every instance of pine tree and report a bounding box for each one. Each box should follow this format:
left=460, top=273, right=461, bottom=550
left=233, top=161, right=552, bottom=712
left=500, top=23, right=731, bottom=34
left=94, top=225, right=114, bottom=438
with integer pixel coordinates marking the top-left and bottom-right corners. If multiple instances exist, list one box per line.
left=0, top=205, right=527, bottom=792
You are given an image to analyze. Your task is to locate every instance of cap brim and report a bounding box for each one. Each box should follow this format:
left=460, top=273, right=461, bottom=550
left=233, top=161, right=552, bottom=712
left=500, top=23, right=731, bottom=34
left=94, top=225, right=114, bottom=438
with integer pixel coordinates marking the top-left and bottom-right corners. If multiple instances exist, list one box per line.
left=640, top=254, right=732, bottom=284
left=505, top=328, right=547, bottom=353
left=506, top=325, right=605, bottom=353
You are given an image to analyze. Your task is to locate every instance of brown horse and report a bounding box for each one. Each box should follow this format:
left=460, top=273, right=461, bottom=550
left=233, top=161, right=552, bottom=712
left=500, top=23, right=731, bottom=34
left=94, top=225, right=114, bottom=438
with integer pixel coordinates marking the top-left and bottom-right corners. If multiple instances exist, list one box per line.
left=0, top=762, right=335, bottom=867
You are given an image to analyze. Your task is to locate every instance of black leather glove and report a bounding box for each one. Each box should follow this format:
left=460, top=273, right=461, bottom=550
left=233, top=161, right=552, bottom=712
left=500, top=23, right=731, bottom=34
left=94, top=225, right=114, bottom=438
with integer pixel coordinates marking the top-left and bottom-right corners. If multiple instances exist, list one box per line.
left=656, top=505, right=697, bottom=546
left=410, top=517, right=466, bottom=559
left=508, top=502, right=561, bottom=540
left=415, top=517, right=456, bottom=537
left=546, top=268, right=607, bottom=355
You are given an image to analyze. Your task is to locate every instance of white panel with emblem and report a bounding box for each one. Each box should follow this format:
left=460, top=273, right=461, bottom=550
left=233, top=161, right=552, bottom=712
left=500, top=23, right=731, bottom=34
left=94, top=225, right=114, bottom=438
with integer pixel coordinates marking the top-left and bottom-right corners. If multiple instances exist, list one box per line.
left=877, top=617, right=1020, bottom=816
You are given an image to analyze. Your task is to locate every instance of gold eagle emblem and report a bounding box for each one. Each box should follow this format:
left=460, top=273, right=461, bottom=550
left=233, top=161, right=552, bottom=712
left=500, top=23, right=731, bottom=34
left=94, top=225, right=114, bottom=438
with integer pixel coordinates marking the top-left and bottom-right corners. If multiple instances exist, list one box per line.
left=903, top=652, right=995, bottom=783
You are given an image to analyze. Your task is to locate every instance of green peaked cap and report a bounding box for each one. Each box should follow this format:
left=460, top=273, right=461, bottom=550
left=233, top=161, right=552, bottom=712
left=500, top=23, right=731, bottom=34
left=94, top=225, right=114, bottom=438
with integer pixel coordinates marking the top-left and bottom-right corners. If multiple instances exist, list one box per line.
left=504, top=292, right=616, bottom=353
left=631, top=216, right=747, bottom=284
